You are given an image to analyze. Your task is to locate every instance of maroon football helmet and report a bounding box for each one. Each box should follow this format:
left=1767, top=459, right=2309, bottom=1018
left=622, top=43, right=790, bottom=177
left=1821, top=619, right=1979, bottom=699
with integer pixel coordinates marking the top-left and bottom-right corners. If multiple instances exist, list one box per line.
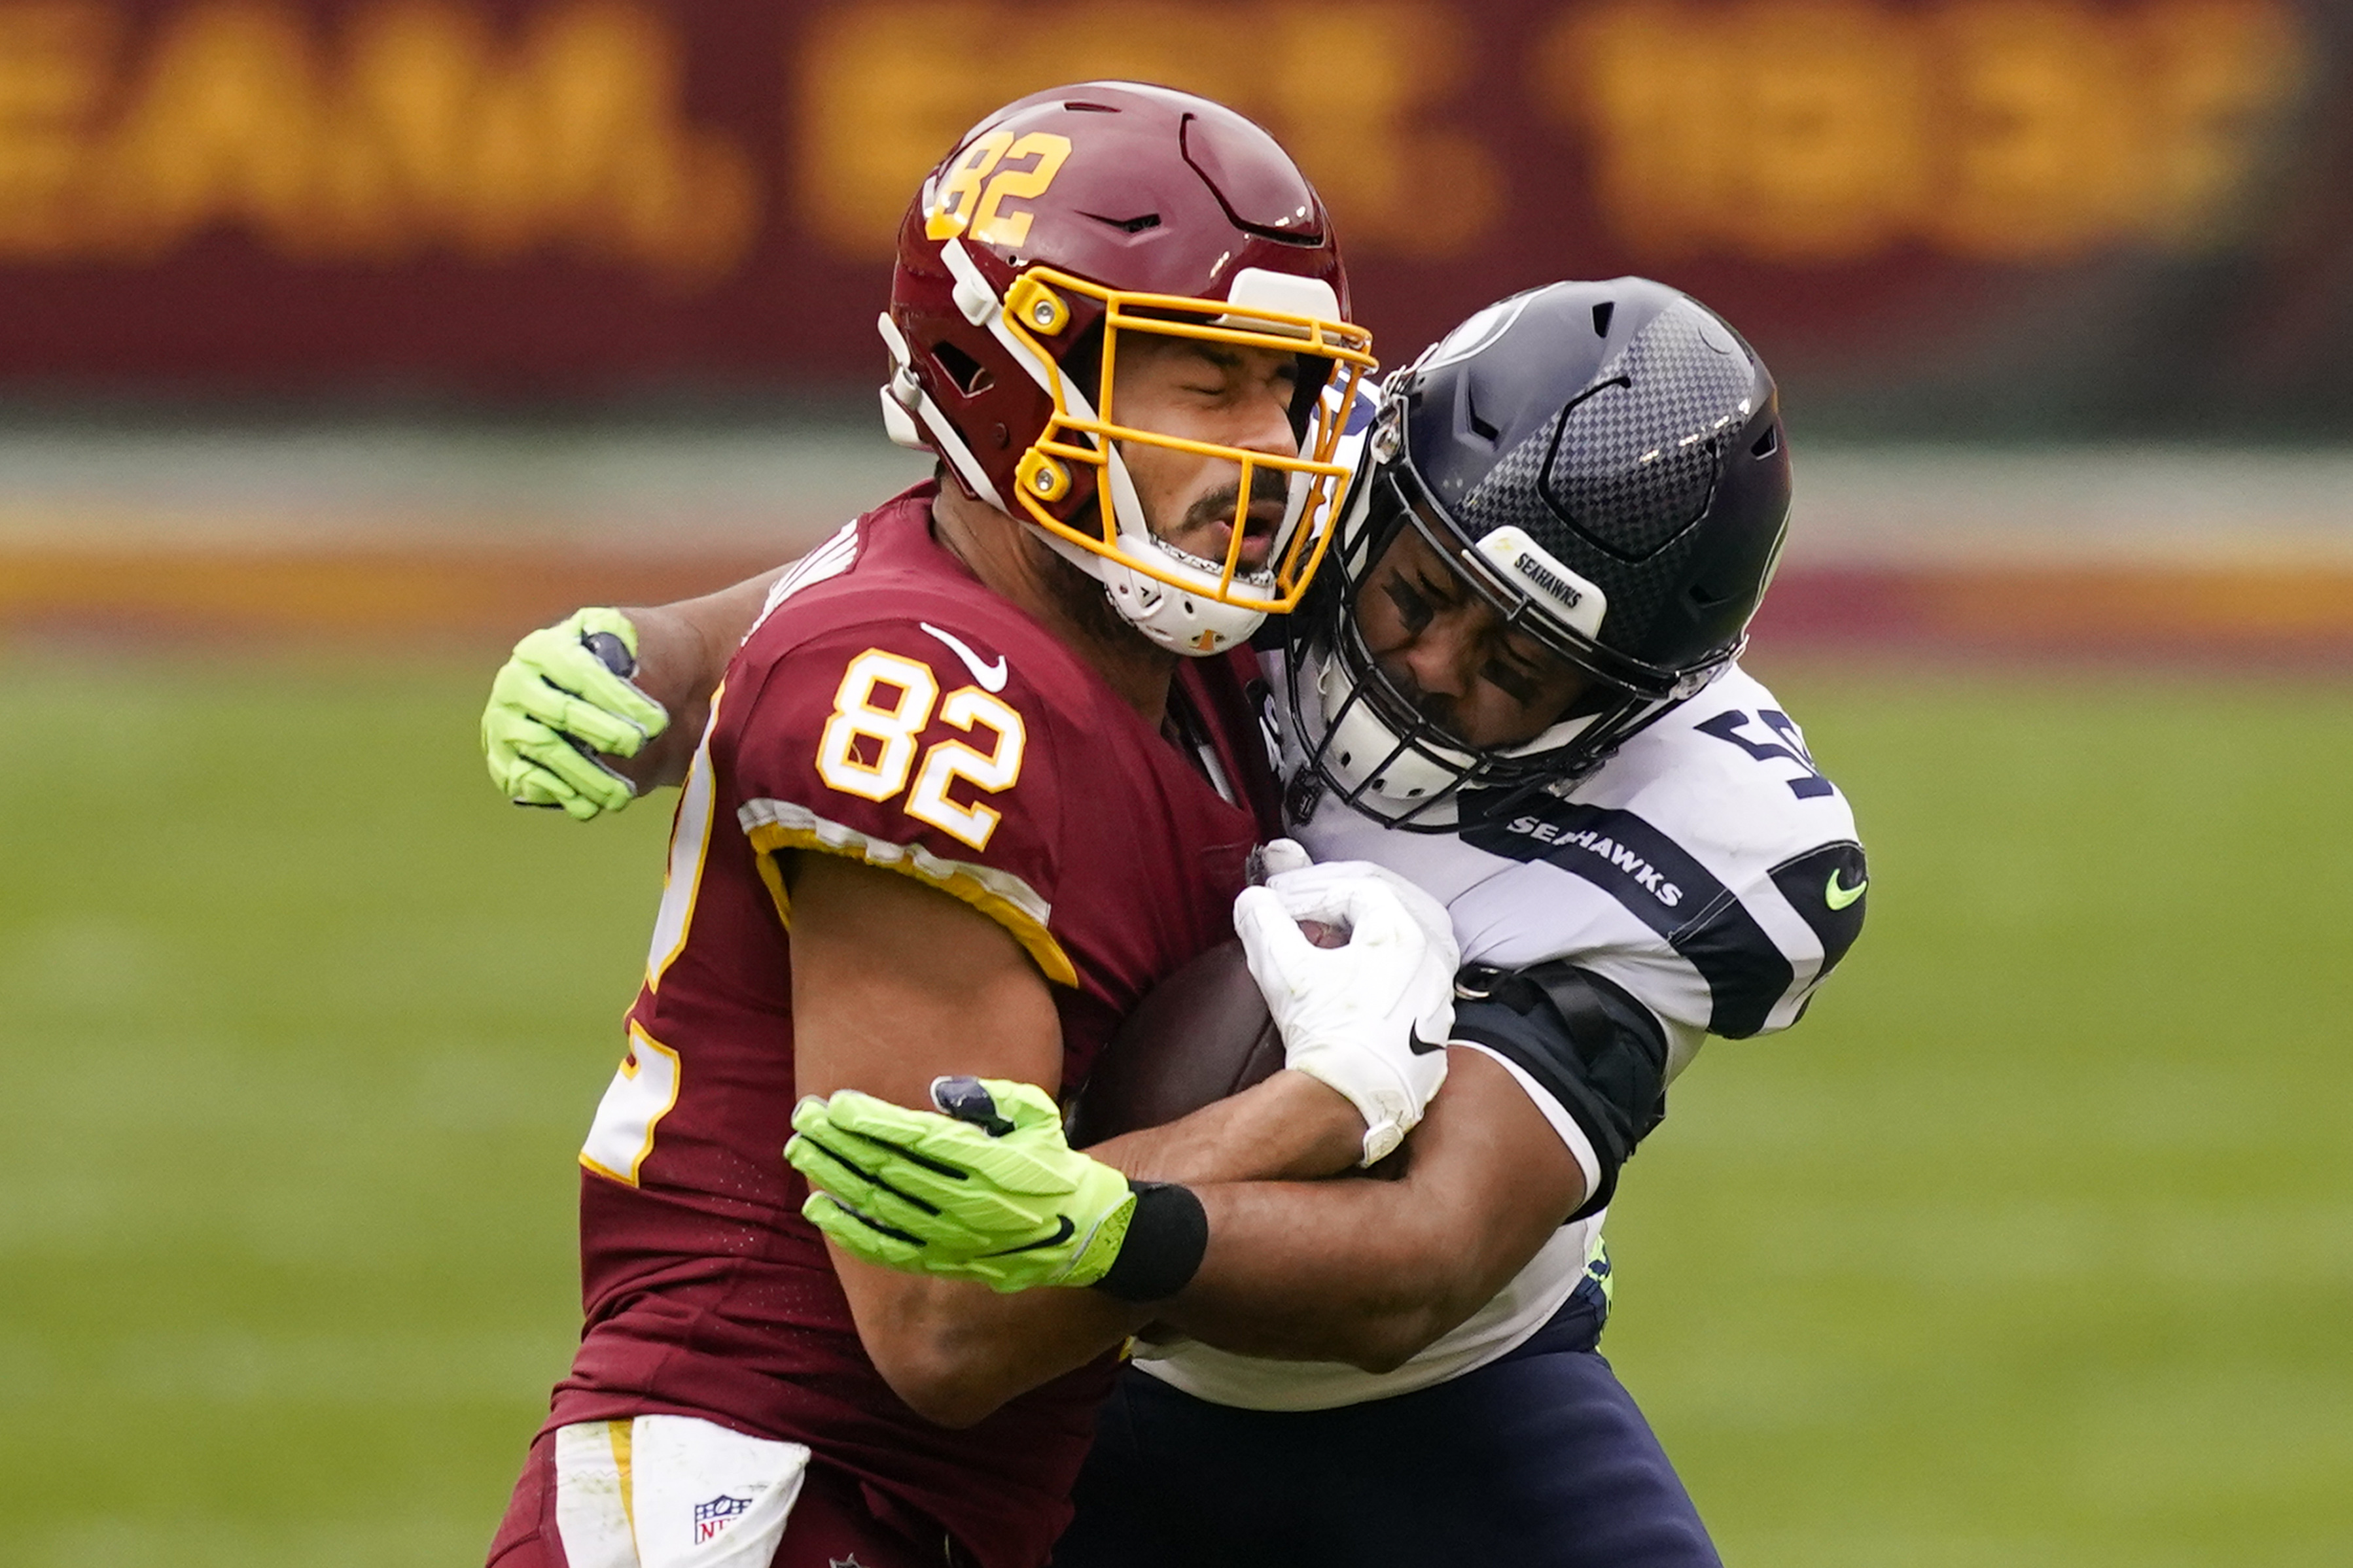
left=879, top=82, right=1377, bottom=655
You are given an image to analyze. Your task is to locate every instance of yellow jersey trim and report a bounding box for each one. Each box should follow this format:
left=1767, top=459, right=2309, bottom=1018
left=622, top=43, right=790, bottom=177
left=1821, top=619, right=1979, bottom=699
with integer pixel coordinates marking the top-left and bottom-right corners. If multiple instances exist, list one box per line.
left=739, top=801, right=1076, bottom=988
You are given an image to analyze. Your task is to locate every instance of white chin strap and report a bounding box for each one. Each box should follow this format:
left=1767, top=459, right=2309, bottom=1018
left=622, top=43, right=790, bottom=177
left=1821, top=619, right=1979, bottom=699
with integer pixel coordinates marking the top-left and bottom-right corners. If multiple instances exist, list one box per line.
left=1031, top=443, right=1281, bottom=655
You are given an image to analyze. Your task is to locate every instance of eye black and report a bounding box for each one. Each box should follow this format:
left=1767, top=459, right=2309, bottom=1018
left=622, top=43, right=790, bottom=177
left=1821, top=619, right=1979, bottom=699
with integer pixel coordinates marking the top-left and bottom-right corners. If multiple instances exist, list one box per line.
left=1480, top=658, right=1539, bottom=704
left=1411, top=573, right=1457, bottom=606
left=1381, top=576, right=1434, bottom=633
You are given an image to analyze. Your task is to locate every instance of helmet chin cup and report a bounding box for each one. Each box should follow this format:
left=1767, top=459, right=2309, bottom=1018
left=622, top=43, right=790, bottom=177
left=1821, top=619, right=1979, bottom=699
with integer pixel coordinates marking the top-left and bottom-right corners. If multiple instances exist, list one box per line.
left=1313, top=650, right=1470, bottom=807
left=1293, top=619, right=1640, bottom=831
left=1043, top=529, right=1269, bottom=656
left=1106, top=559, right=1269, bottom=656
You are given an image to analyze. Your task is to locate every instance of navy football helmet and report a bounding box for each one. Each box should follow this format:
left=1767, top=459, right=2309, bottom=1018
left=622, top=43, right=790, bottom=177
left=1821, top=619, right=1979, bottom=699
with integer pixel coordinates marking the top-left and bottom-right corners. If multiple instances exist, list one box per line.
left=1287, top=277, right=1794, bottom=829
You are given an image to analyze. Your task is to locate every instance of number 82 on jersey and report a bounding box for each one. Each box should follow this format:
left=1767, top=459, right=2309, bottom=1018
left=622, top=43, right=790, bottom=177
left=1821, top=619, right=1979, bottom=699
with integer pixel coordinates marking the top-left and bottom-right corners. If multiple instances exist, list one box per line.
left=816, top=649, right=1027, bottom=852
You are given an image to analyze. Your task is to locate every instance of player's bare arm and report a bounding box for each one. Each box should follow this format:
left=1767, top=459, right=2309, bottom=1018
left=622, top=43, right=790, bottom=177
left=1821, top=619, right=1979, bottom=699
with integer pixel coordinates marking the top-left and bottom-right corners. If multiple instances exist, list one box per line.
left=607, top=568, right=787, bottom=790
left=785, top=850, right=1146, bottom=1426
left=1083, top=1070, right=1366, bottom=1185
left=1161, top=1049, right=1584, bottom=1370
left=804, top=1036, right=1583, bottom=1379
left=787, top=854, right=1419, bottom=1422
left=479, top=568, right=783, bottom=817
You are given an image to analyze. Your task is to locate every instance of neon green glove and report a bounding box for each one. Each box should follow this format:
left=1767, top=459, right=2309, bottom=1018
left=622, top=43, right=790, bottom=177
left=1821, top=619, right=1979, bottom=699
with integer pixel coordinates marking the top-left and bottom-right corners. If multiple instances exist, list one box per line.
left=481, top=608, right=669, bottom=821
left=786, top=1077, right=1138, bottom=1293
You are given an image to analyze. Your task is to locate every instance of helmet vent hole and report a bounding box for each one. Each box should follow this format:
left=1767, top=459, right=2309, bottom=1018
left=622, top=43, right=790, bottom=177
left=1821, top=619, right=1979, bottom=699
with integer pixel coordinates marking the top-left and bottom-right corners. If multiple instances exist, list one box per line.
left=1086, top=211, right=1163, bottom=234
left=1750, top=425, right=1780, bottom=458
left=930, top=342, right=992, bottom=396
left=1466, top=396, right=1499, bottom=444
left=1688, top=577, right=1739, bottom=611
left=1063, top=100, right=1120, bottom=113
left=1591, top=302, right=1615, bottom=337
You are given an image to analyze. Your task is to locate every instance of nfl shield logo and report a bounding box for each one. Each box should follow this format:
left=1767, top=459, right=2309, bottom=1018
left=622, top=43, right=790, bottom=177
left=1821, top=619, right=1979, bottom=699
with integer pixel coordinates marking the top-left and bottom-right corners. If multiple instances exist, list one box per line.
left=692, top=1493, right=752, bottom=1545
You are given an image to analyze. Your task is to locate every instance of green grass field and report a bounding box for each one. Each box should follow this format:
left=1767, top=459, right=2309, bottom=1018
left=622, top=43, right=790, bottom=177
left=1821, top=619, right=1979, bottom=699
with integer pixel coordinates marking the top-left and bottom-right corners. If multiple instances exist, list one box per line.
left=3, top=653, right=2349, bottom=1565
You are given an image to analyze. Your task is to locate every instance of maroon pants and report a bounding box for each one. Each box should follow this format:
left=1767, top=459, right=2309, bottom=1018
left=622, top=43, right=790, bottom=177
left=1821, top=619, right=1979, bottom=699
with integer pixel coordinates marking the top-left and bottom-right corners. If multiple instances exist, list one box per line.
left=487, top=1429, right=968, bottom=1568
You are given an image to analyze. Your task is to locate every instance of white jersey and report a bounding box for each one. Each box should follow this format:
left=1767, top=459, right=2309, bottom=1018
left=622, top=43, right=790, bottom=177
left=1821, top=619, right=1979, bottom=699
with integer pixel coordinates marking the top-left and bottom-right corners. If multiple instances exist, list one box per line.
left=1133, top=657, right=1867, bottom=1410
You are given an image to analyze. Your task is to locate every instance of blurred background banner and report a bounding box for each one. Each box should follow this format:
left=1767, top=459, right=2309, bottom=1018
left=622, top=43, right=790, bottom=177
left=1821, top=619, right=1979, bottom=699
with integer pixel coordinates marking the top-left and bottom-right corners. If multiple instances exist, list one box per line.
left=2, top=0, right=2348, bottom=434
left=3, top=0, right=2349, bottom=655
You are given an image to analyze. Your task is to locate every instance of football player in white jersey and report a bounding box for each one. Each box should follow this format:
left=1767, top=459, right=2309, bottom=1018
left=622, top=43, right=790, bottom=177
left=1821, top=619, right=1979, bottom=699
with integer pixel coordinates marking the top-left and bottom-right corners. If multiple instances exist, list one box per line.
left=482, top=278, right=1866, bottom=1566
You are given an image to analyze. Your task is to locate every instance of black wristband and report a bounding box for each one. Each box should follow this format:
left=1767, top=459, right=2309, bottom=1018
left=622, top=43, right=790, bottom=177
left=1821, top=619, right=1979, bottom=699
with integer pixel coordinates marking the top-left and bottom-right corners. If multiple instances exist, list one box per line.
left=1090, top=1181, right=1209, bottom=1302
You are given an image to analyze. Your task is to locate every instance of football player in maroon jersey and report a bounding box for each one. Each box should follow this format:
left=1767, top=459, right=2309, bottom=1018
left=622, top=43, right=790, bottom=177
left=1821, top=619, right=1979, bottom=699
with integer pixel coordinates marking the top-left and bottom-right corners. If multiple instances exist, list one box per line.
left=480, top=84, right=1459, bottom=1568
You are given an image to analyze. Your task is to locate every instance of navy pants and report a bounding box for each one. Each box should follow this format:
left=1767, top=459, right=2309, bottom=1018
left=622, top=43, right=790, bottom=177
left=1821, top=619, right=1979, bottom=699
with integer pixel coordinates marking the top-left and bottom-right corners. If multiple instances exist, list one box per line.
left=1054, top=1284, right=1722, bottom=1568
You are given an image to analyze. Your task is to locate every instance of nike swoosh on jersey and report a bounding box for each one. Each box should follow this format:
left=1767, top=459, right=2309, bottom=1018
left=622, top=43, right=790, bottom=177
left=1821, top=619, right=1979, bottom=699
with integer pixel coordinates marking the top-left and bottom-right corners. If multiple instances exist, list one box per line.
left=1825, top=869, right=1867, bottom=910
left=919, top=621, right=1008, bottom=693
left=1409, top=1025, right=1450, bottom=1055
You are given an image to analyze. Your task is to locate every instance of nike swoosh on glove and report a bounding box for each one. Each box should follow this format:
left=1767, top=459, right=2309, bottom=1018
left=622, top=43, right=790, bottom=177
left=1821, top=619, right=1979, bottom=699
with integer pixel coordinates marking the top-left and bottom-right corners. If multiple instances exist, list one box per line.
left=785, top=1078, right=1137, bottom=1292
left=1233, top=863, right=1459, bottom=1164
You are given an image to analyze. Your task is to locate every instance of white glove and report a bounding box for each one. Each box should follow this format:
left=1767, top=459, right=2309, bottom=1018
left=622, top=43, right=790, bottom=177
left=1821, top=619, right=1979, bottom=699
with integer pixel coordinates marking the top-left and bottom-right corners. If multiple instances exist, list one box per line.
left=1233, top=860, right=1459, bottom=1164
left=1250, top=837, right=1315, bottom=881
left=1253, top=846, right=1459, bottom=959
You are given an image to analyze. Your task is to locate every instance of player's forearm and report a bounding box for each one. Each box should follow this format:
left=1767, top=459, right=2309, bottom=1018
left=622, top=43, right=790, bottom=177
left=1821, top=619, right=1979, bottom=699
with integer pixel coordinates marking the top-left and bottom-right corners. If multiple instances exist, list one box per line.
left=610, top=566, right=788, bottom=790
left=833, top=1079, right=1356, bottom=1423
left=836, top=1249, right=1146, bottom=1429
left=1153, top=1174, right=1489, bottom=1370
left=798, top=853, right=1145, bottom=1425
left=1156, top=1051, right=1585, bottom=1371
left=830, top=1075, right=1362, bottom=1421
left=1086, top=1070, right=1365, bottom=1186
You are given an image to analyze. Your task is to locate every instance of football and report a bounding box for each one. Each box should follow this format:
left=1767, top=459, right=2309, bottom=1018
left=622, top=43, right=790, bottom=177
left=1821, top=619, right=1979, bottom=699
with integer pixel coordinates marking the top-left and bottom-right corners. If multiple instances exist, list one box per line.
left=1068, top=938, right=1283, bottom=1145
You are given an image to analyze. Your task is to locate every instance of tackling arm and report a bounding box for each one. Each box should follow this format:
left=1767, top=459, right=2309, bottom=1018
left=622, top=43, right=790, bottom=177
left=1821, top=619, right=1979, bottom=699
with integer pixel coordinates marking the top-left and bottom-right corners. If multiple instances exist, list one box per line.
left=786, top=852, right=1364, bottom=1426
left=609, top=570, right=787, bottom=791
left=1086, top=1073, right=1370, bottom=1186
left=792, top=1039, right=1599, bottom=1376
left=480, top=566, right=785, bottom=816
left=1163, top=1047, right=1586, bottom=1371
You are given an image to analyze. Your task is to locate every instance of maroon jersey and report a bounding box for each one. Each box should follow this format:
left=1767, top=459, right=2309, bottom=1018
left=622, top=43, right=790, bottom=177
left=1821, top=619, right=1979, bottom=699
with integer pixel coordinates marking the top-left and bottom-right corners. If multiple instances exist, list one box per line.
left=549, top=484, right=1278, bottom=1568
